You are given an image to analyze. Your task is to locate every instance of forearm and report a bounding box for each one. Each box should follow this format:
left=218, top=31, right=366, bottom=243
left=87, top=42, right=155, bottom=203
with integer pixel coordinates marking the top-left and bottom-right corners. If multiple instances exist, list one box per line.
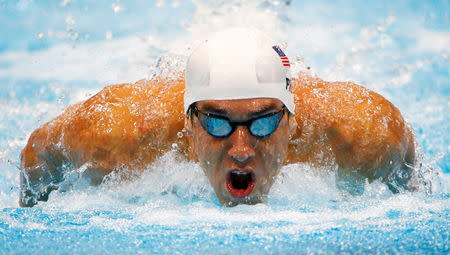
left=19, top=163, right=61, bottom=207
left=19, top=145, right=69, bottom=207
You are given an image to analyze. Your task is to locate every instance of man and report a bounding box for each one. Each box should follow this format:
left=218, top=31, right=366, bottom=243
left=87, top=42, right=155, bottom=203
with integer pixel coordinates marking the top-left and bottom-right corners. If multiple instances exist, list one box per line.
left=19, top=28, right=416, bottom=207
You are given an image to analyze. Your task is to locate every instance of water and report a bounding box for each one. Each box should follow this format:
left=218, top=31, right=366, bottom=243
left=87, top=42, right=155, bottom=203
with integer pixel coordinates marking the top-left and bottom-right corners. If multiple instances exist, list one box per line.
left=0, top=0, right=449, bottom=254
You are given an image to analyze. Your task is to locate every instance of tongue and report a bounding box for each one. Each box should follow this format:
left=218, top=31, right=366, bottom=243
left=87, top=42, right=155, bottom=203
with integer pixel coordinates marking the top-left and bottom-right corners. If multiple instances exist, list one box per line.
left=226, top=171, right=255, bottom=198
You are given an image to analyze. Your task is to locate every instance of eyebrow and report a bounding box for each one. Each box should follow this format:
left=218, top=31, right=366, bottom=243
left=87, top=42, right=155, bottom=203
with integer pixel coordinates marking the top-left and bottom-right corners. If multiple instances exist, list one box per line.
left=199, top=103, right=280, bottom=119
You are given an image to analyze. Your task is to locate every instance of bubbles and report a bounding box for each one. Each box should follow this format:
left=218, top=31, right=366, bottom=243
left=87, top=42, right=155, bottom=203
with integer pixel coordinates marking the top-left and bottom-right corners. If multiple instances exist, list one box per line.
left=148, top=54, right=187, bottom=79
left=7, top=150, right=447, bottom=255
left=289, top=55, right=313, bottom=77
left=19, top=149, right=441, bottom=212
left=156, top=0, right=166, bottom=8
left=60, top=0, right=70, bottom=7
left=65, top=14, right=75, bottom=26
left=50, top=151, right=216, bottom=209
left=105, top=31, right=113, bottom=40
left=111, top=3, right=123, bottom=14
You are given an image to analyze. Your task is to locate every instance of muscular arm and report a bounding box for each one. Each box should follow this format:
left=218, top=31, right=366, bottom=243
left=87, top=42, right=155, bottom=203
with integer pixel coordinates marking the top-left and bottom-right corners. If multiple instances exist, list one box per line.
left=20, top=77, right=188, bottom=206
left=287, top=74, right=416, bottom=193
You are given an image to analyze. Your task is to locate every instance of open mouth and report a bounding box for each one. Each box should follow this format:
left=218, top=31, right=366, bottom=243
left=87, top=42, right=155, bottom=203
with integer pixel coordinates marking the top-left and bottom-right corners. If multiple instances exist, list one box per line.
left=226, top=170, right=255, bottom=198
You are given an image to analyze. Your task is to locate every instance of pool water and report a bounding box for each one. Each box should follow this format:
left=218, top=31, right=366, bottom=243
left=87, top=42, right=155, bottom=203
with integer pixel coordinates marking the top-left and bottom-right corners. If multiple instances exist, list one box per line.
left=0, top=0, right=449, bottom=254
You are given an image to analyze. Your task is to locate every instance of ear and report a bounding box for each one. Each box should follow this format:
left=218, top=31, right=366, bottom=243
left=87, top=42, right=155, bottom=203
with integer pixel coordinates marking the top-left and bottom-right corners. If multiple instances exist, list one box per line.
left=288, top=113, right=298, bottom=138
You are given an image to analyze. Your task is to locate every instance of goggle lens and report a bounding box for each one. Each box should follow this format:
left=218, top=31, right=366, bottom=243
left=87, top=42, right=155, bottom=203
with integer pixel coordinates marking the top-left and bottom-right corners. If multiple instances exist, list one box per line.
left=199, top=115, right=233, bottom=137
left=249, top=114, right=280, bottom=137
left=193, top=106, right=285, bottom=138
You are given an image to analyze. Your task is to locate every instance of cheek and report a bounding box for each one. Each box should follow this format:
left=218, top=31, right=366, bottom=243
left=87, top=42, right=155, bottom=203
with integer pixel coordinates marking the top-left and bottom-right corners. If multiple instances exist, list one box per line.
left=192, top=127, right=226, bottom=174
left=257, top=124, right=290, bottom=172
left=260, top=141, right=286, bottom=169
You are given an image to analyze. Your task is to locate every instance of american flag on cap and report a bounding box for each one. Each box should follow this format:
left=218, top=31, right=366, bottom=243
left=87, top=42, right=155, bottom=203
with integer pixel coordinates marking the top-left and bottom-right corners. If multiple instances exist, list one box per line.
left=272, top=45, right=290, bottom=67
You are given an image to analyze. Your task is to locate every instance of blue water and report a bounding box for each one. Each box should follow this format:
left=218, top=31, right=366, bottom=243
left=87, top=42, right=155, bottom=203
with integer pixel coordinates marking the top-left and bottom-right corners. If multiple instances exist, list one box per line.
left=0, top=0, right=449, bottom=254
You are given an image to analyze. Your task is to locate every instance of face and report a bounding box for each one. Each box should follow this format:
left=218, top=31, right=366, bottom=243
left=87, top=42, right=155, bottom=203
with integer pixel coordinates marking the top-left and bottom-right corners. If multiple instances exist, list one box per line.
left=186, top=98, right=293, bottom=206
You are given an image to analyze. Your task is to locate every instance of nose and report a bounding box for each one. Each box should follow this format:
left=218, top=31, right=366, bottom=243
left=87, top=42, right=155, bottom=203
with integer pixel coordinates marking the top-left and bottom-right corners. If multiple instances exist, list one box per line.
left=227, top=126, right=256, bottom=166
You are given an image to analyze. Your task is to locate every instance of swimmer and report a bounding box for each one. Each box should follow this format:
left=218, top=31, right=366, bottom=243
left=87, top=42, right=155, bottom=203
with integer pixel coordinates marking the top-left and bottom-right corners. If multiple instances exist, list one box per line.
left=19, top=28, right=416, bottom=207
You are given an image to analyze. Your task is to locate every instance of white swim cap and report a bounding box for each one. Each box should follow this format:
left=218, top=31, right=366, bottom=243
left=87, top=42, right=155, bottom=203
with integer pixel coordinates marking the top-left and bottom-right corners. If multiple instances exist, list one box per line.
left=184, top=27, right=295, bottom=114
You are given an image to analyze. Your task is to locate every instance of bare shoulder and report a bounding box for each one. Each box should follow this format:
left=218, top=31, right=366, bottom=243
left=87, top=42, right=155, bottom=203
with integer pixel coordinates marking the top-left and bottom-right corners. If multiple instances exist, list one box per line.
left=21, top=76, right=187, bottom=173
left=288, top=74, right=415, bottom=185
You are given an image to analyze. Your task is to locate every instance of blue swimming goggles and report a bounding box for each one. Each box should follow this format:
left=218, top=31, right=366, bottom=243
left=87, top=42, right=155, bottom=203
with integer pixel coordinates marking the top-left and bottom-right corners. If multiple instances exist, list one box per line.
left=190, top=105, right=286, bottom=138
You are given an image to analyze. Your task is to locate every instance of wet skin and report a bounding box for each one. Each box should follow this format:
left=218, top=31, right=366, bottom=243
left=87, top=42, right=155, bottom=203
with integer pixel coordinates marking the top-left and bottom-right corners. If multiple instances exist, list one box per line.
left=185, top=98, right=296, bottom=206
left=19, top=74, right=416, bottom=207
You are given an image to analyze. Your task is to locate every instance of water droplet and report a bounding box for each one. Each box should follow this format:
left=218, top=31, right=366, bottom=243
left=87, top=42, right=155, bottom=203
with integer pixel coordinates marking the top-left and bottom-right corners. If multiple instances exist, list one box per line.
left=65, top=14, right=75, bottom=25
left=156, top=0, right=165, bottom=7
left=172, top=0, right=180, bottom=7
left=111, top=3, right=122, bottom=14
left=60, top=0, right=71, bottom=6
left=105, top=31, right=113, bottom=40
left=177, top=132, right=183, bottom=138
